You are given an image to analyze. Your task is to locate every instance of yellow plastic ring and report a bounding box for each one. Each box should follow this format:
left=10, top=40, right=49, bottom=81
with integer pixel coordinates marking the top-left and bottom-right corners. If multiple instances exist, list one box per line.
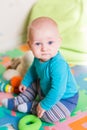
left=5, top=84, right=13, bottom=93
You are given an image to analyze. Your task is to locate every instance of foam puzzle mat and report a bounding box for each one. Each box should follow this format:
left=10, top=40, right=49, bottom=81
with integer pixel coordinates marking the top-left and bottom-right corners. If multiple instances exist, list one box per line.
left=0, top=44, right=87, bottom=130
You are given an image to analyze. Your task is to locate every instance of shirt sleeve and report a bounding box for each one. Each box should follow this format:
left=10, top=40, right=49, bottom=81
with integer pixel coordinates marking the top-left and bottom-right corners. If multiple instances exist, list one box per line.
left=40, top=59, right=68, bottom=110
left=21, top=59, right=37, bottom=87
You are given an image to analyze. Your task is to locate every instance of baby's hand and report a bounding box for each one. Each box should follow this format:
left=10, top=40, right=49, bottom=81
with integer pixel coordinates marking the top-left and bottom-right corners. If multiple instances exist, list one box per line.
left=19, top=84, right=26, bottom=93
left=36, top=103, right=45, bottom=118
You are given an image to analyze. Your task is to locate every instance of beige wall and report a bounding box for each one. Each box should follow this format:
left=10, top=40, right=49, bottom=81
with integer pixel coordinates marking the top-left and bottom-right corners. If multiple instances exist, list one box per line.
left=0, top=0, right=37, bottom=52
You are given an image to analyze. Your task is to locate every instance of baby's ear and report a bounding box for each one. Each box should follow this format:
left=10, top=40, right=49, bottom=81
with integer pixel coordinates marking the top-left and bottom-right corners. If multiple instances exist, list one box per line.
left=27, top=40, right=29, bottom=44
left=27, top=40, right=31, bottom=49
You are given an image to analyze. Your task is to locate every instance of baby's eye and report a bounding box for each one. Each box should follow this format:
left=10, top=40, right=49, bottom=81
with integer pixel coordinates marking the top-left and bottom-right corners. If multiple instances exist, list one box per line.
left=48, top=41, right=53, bottom=45
left=35, top=42, right=41, bottom=46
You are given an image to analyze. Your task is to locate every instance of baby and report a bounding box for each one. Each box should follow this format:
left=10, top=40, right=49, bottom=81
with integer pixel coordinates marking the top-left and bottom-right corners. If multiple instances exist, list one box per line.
left=2, top=17, right=79, bottom=123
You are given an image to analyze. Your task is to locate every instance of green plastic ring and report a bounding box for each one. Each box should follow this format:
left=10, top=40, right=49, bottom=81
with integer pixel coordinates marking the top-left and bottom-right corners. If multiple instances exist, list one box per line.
left=18, top=114, right=42, bottom=130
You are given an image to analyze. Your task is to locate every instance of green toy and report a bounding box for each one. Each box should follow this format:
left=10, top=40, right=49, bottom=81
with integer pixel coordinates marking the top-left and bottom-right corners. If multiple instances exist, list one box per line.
left=18, top=114, right=42, bottom=130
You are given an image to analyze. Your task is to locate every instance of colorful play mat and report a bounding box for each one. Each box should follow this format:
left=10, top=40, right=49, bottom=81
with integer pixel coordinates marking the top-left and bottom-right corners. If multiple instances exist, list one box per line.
left=0, top=44, right=87, bottom=130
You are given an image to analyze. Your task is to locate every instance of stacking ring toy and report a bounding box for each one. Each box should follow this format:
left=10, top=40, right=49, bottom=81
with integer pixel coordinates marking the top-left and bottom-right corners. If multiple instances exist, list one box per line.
left=18, top=114, right=42, bottom=130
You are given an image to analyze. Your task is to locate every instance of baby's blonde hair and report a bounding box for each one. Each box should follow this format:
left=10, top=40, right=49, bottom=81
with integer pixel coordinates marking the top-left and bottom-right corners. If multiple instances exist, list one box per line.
left=27, top=17, right=58, bottom=41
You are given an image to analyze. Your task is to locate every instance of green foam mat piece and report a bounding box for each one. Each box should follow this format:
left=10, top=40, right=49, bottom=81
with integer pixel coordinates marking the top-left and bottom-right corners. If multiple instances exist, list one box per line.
left=0, top=127, right=8, bottom=130
left=6, top=49, right=25, bottom=58
left=71, top=90, right=87, bottom=116
left=0, top=65, right=5, bottom=75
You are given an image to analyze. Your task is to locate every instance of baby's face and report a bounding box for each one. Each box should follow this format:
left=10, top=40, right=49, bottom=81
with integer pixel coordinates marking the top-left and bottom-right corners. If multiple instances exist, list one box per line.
left=28, top=18, right=61, bottom=62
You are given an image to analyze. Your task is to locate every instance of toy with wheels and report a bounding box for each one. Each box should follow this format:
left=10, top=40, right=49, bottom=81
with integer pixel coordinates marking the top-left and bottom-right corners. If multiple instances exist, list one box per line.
left=18, top=114, right=42, bottom=130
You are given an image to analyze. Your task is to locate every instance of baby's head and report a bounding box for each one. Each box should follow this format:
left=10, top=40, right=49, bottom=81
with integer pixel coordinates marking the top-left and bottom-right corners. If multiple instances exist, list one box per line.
left=27, top=17, right=61, bottom=62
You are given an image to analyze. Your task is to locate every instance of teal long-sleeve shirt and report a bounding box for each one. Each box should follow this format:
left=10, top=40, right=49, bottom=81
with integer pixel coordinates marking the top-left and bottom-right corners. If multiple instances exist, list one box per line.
left=22, top=52, right=78, bottom=110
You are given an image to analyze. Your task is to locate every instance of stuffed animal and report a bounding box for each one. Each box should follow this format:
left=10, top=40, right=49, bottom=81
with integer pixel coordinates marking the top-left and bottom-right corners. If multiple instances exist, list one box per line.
left=3, top=50, right=34, bottom=80
left=7, top=58, right=21, bottom=70
left=16, top=51, right=34, bottom=77
left=3, top=69, right=21, bottom=81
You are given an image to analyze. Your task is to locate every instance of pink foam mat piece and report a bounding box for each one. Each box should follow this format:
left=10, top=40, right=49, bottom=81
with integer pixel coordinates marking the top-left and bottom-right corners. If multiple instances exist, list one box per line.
left=44, top=111, right=87, bottom=130
left=0, top=92, right=13, bottom=106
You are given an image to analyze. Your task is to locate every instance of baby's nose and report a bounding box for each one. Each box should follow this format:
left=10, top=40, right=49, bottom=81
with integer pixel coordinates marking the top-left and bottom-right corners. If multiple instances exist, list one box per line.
left=41, top=44, right=47, bottom=51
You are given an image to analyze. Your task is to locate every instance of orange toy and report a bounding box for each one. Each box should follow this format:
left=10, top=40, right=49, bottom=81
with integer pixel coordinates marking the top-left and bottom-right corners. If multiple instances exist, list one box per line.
left=10, top=76, right=22, bottom=94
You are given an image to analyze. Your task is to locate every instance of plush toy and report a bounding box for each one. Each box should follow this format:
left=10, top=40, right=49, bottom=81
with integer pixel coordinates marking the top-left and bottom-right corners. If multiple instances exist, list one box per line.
left=16, top=51, right=34, bottom=77
left=3, top=69, right=21, bottom=81
left=3, top=50, right=34, bottom=80
left=7, top=58, right=21, bottom=70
